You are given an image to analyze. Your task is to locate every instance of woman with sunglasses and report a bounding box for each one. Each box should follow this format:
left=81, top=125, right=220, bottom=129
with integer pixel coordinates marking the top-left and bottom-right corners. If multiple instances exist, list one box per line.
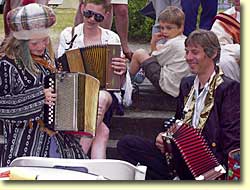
left=58, top=0, right=132, bottom=159
left=74, top=0, right=133, bottom=61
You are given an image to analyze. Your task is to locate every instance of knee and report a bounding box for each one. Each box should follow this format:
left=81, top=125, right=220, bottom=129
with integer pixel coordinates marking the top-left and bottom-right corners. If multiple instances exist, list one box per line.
left=132, top=49, right=150, bottom=64
left=99, top=91, right=112, bottom=111
left=96, top=122, right=110, bottom=141
left=132, top=49, right=147, bottom=61
left=135, top=48, right=147, bottom=56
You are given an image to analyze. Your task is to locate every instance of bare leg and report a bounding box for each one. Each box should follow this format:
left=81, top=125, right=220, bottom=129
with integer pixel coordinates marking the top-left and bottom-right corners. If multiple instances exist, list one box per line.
left=100, top=4, right=113, bottom=29
left=79, top=90, right=112, bottom=158
left=79, top=137, right=93, bottom=155
left=3, top=0, right=11, bottom=37
left=96, top=90, right=112, bottom=127
left=74, top=0, right=84, bottom=26
left=92, top=90, right=112, bottom=158
left=113, top=4, right=132, bottom=55
left=91, top=122, right=110, bottom=159
left=129, top=49, right=151, bottom=75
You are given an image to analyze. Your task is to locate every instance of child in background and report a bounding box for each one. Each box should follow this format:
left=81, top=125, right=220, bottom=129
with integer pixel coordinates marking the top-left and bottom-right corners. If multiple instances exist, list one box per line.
left=130, top=6, right=190, bottom=98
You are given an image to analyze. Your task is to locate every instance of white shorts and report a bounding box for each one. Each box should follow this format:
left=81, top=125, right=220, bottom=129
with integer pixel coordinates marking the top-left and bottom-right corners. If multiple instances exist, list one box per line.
left=111, top=0, right=128, bottom=4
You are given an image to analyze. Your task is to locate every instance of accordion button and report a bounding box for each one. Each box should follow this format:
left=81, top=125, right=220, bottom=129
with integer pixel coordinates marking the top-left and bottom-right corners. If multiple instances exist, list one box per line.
left=211, top=142, right=216, bottom=147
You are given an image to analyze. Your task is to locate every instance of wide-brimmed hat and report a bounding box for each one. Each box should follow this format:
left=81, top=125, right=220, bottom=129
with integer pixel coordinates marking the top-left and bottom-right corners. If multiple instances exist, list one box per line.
left=7, top=3, right=56, bottom=40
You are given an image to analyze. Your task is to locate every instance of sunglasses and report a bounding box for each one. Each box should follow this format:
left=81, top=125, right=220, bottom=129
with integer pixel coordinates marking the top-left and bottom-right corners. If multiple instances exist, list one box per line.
left=83, top=10, right=105, bottom=22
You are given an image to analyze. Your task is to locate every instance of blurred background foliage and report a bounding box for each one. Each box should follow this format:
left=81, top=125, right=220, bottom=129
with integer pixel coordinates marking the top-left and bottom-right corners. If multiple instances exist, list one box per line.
left=112, top=0, right=154, bottom=43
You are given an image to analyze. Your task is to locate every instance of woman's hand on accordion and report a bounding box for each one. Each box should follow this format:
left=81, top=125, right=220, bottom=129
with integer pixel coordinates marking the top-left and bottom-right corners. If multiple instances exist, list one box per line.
left=111, top=56, right=127, bottom=76
left=44, top=88, right=57, bottom=105
left=155, top=132, right=166, bottom=154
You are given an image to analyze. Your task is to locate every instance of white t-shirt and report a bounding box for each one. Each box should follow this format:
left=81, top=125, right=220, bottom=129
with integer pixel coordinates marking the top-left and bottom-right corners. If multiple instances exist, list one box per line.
left=151, top=35, right=190, bottom=97
left=58, top=23, right=121, bottom=57
left=57, top=23, right=133, bottom=106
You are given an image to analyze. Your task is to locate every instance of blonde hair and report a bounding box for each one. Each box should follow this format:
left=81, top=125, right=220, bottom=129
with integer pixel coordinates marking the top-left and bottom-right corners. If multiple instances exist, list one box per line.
left=158, top=6, right=185, bottom=28
left=0, top=35, right=54, bottom=75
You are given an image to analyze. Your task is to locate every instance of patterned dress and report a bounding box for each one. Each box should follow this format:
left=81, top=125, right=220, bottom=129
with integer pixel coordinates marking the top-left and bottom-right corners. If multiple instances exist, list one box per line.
left=0, top=53, right=87, bottom=167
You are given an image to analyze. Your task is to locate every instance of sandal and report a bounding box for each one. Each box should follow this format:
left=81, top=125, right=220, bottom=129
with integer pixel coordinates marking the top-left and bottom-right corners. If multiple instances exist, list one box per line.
left=133, top=68, right=145, bottom=84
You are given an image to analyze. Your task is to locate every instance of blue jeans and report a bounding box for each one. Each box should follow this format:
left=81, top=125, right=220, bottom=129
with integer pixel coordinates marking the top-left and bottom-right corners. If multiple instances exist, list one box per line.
left=181, top=0, right=218, bottom=36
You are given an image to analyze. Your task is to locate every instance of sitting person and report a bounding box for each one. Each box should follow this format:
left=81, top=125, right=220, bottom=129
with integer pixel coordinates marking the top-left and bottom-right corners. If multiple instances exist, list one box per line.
left=149, top=0, right=182, bottom=35
left=0, top=3, right=87, bottom=167
left=211, top=0, right=240, bottom=82
left=57, top=0, right=132, bottom=159
left=129, top=6, right=190, bottom=98
left=1, top=0, right=48, bottom=48
left=117, top=30, right=240, bottom=180
left=74, top=0, right=133, bottom=61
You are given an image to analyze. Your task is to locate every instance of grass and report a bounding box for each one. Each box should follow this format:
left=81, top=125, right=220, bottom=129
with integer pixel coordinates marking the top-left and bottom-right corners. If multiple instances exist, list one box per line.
left=50, top=8, right=76, bottom=49
left=0, top=13, right=4, bottom=38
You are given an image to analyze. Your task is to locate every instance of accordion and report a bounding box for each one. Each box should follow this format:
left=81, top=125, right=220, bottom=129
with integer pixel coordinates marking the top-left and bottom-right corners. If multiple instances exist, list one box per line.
left=44, top=72, right=100, bottom=136
left=57, top=44, right=121, bottom=91
left=227, top=148, right=240, bottom=180
left=162, top=120, right=226, bottom=180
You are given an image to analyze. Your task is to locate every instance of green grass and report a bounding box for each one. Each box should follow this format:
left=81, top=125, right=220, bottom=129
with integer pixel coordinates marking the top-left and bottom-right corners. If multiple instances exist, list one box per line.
left=0, top=13, right=4, bottom=38
left=50, top=8, right=76, bottom=49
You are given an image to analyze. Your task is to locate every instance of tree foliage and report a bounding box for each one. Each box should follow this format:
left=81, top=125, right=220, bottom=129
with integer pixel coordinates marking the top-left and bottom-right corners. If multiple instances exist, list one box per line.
left=112, top=0, right=154, bottom=42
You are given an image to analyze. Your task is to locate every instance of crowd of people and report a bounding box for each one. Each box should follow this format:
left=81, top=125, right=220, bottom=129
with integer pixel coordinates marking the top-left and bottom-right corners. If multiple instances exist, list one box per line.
left=0, top=0, right=240, bottom=180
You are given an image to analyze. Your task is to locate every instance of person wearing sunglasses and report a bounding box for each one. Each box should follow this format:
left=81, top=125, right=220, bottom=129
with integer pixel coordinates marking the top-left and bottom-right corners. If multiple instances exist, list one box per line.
left=83, top=9, right=105, bottom=22
left=74, top=0, right=133, bottom=61
left=57, top=0, right=132, bottom=159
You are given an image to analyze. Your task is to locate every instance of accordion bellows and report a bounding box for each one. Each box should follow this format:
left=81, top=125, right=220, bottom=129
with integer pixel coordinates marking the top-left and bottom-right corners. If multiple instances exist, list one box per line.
left=57, top=44, right=121, bottom=91
left=163, top=122, right=226, bottom=180
left=44, top=73, right=99, bottom=136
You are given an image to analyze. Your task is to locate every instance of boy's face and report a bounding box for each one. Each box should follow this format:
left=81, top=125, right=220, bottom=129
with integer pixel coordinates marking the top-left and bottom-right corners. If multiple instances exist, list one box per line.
left=159, top=21, right=183, bottom=40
